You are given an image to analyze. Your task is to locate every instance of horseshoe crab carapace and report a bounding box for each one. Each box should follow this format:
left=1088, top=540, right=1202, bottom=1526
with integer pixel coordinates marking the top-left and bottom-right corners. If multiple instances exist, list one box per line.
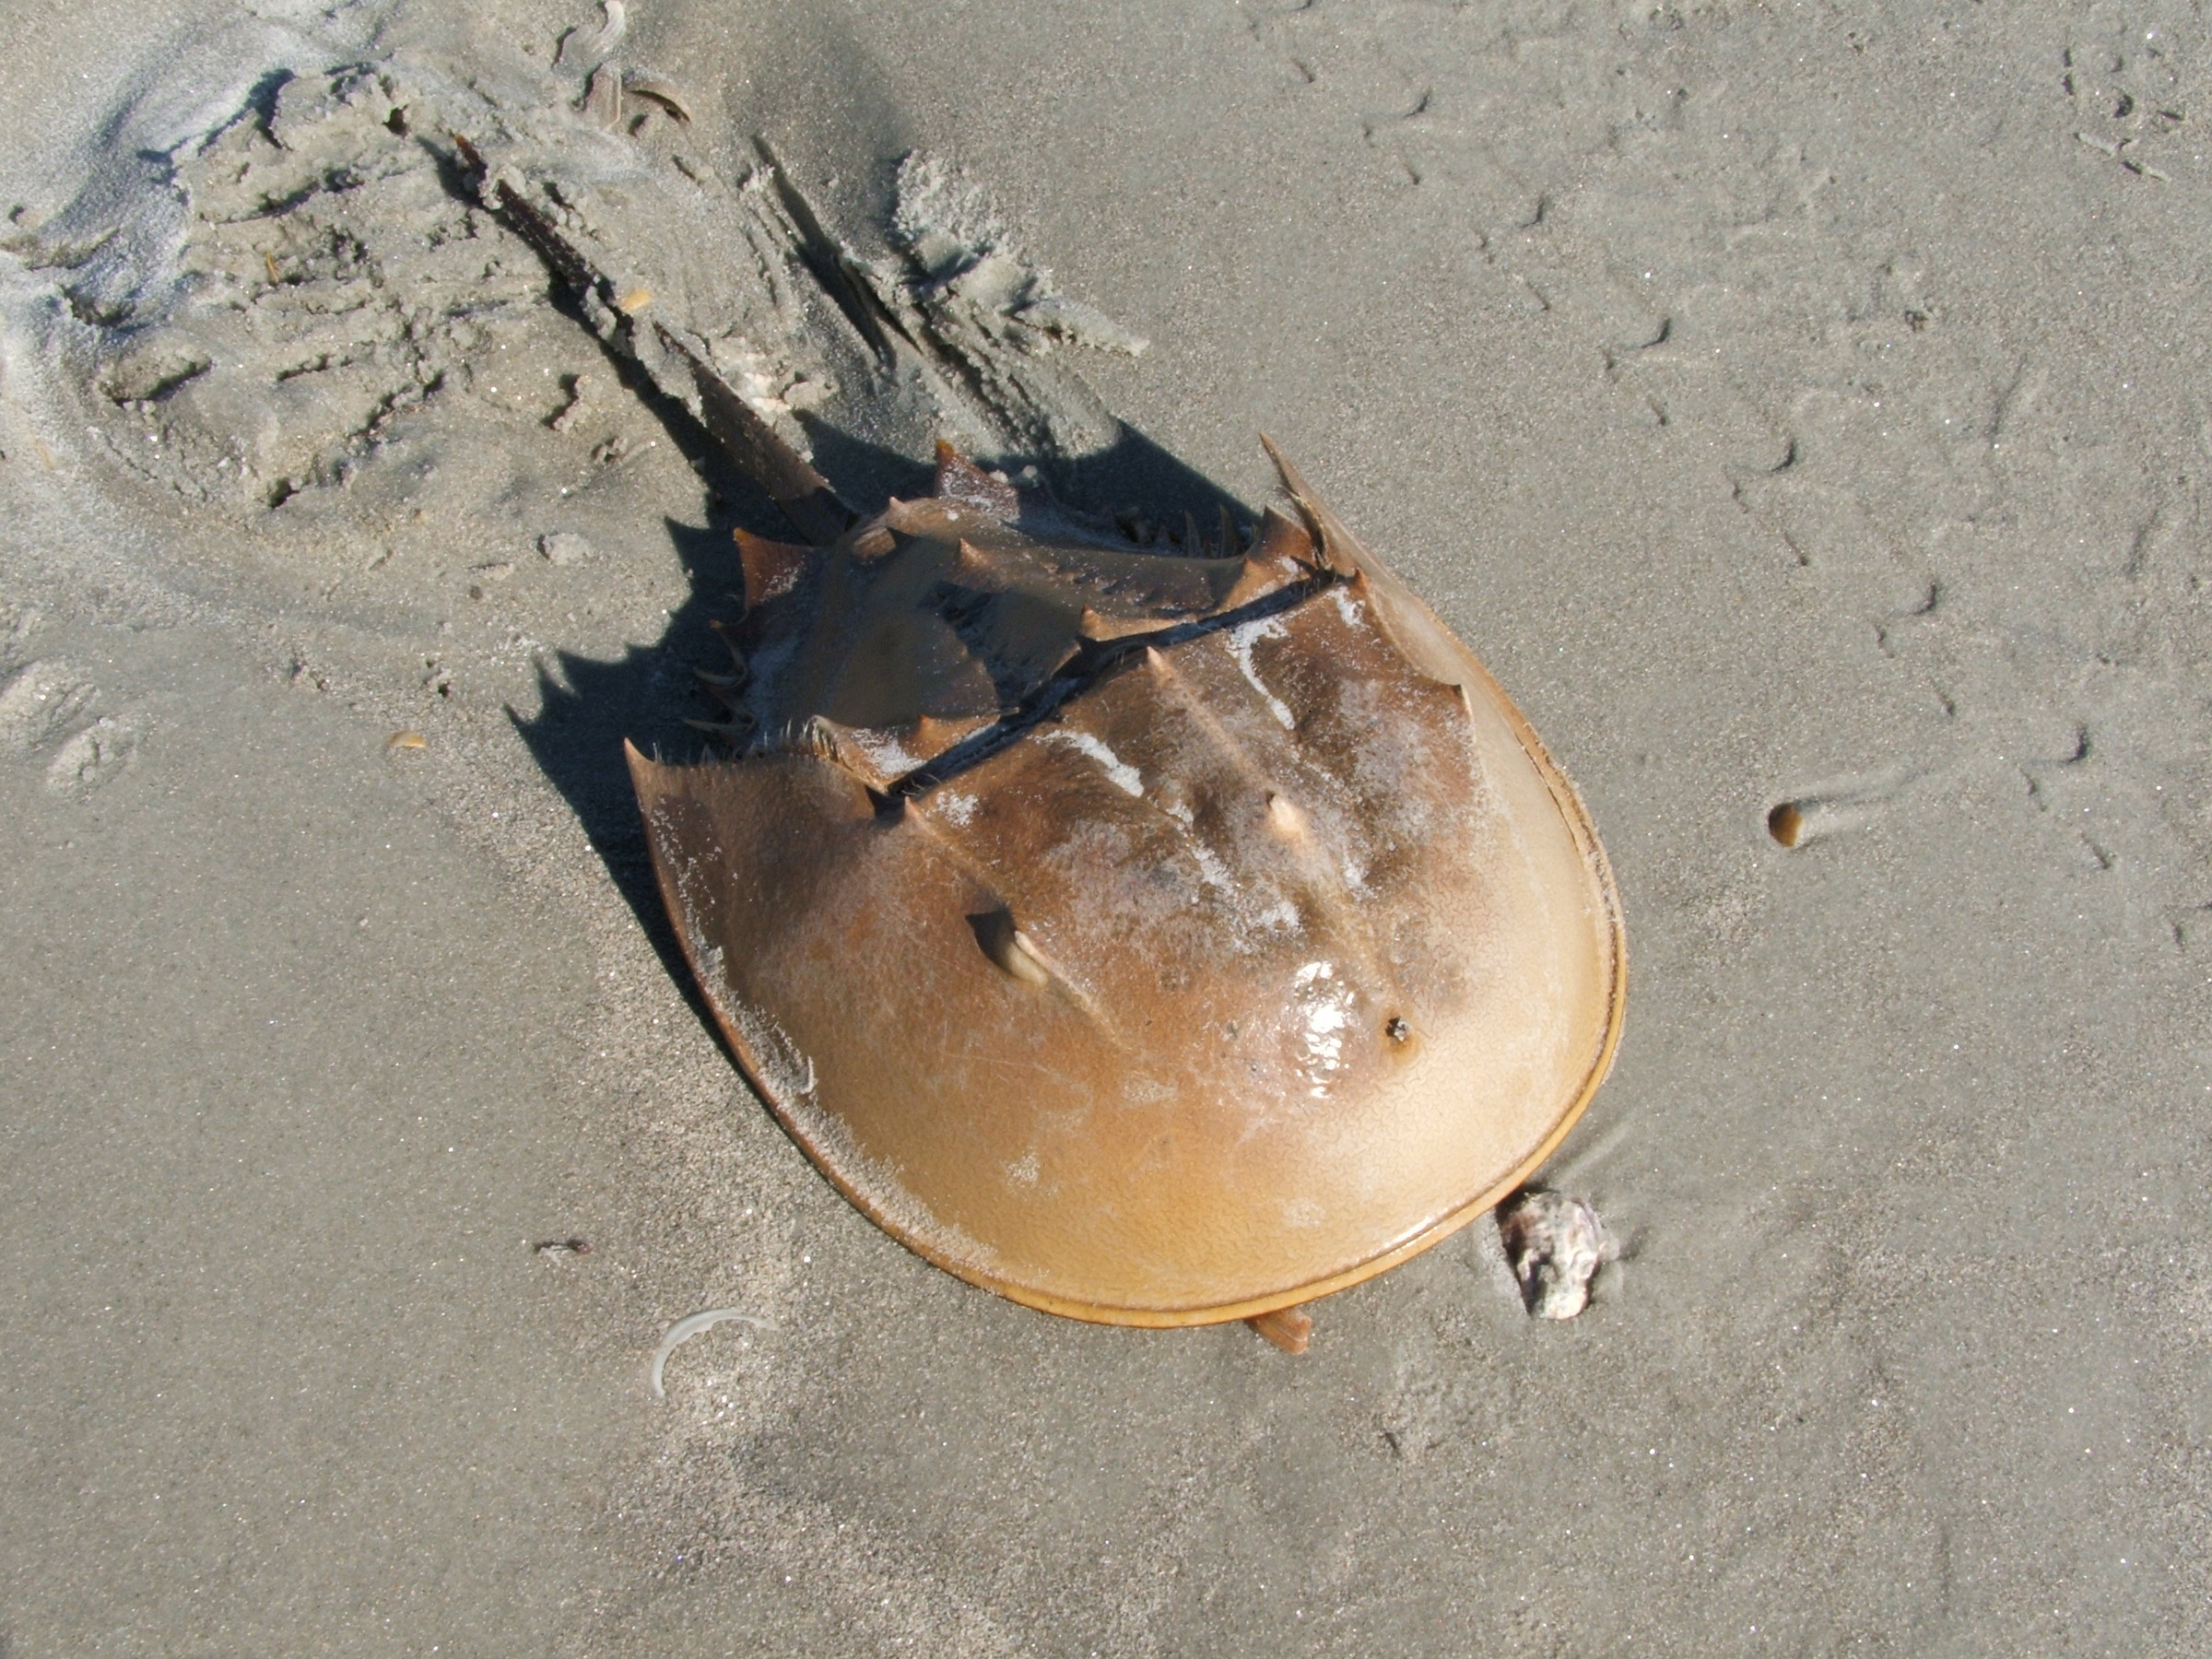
left=625, top=440, right=1626, bottom=1346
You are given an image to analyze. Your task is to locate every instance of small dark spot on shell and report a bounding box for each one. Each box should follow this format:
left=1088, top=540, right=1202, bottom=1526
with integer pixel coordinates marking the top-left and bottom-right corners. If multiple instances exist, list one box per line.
left=1384, top=1016, right=1411, bottom=1043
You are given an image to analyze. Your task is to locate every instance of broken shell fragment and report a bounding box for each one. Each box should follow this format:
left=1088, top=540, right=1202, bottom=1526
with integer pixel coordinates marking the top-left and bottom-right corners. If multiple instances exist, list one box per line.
left=621, top=75, right=693, bottom=124
left=581, top=62, right=622, bottom=129
left=626, top=441, right=1625, bottom=1331
left=1496, top=1187, right=1612, bottom=1320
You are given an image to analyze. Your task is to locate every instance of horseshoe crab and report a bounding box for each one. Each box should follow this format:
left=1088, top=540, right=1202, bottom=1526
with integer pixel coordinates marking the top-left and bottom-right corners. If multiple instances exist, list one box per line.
left=458, top=135, right=1625, bottom=1348
left=626, top=442, right=1625, bottom=1347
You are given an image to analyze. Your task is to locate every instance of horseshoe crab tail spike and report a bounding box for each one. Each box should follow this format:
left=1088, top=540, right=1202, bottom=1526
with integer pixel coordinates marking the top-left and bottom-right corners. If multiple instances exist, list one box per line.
left=1182, top=511, right=1203, bottom=553
left=1257, top=433, right=1361, bottom=578
left=1218, top=502, right=1243, bottom=557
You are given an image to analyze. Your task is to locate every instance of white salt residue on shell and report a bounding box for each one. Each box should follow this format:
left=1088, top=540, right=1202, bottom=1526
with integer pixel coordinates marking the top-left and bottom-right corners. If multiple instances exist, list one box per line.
left=1226, top=616, right=1295, bottom=730
left=844, top=725, right=924, bottom=779
left=1495, top=1188, right=1614, bottom=1320
left=1040, top=727, right=1142, bottom=796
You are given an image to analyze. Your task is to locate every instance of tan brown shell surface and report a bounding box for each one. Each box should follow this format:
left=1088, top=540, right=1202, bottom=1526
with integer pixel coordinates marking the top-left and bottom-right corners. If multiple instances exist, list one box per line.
left=627, top=443, right=1625, bottom=1325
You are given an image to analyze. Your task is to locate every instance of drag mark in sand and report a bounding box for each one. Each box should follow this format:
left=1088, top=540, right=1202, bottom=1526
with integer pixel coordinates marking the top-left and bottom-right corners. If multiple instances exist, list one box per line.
left=651, top=1307, right=771, bottom=1398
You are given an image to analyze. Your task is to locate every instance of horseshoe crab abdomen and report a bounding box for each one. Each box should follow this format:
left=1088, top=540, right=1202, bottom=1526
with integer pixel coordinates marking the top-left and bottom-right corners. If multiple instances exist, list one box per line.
left=628, top=444, right=1623, bottom=1324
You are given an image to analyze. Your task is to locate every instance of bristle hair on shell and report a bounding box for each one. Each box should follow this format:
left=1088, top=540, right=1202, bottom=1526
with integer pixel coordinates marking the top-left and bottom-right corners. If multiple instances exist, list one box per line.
left=761, top=714, right=846, bottom=761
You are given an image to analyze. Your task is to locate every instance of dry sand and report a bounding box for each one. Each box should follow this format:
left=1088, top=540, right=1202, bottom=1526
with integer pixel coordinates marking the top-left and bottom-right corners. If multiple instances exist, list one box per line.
left=3, top=1, right=2209, bottom=1653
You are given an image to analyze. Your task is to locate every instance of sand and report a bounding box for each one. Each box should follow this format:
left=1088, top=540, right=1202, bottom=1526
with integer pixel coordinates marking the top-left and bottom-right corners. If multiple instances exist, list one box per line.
left=2, top=1, right=2208, bottom=1653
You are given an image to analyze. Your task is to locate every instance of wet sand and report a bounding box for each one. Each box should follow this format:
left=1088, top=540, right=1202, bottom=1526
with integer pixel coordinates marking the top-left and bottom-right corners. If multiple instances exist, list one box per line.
left=2, top=2, right=2207, bottom=1653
